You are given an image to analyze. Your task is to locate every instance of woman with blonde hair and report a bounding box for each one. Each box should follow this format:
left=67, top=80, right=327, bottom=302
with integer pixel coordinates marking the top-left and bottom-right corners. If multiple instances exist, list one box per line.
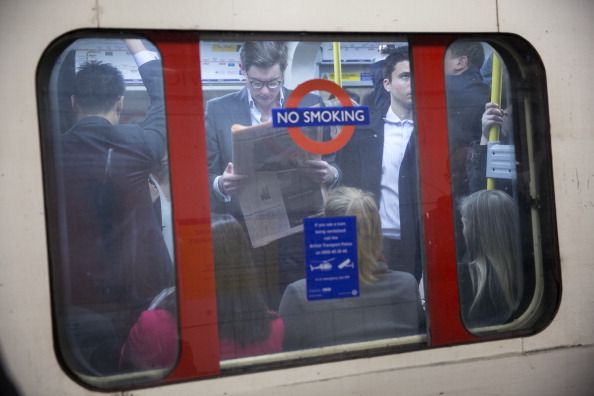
left=279, top=187, right=423, bottom=350
left=458, top=189, right=523, bottom=328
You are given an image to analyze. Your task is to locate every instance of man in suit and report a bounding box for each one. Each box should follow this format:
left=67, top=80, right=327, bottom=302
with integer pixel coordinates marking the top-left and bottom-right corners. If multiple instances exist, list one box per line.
left=338, top=47, right=422, bottom=282
left=60, top=39, right=173, bottom=373
left=444, top=41, right=490, bottom=199
left=205, top=41, right=341, bottom=307
left=206, top=41, right=339, bottom=212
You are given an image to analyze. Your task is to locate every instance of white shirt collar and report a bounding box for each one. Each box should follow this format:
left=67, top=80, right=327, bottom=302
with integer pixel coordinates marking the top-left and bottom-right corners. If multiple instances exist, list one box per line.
left=384, top=106, right=413, bottom=125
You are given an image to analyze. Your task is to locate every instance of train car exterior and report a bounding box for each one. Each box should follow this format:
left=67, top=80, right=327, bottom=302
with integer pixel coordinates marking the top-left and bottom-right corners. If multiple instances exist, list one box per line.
left=1, top=0, right=593, bottom=395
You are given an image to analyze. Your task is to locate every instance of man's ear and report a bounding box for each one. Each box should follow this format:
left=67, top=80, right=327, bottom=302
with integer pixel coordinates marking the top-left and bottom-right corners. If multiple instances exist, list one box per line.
left=115, top=96, right=124, bottom=115
left=382, top=78, right=391, bottom=92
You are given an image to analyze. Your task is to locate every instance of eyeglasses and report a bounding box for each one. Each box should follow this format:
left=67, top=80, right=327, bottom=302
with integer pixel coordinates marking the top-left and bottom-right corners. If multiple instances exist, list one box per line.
left=248, top=78, right=283, bottom=90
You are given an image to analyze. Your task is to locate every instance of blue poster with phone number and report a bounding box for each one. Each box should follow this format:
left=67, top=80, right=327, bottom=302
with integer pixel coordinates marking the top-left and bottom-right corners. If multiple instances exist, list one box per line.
left=304, top=216, right=359, bottom=301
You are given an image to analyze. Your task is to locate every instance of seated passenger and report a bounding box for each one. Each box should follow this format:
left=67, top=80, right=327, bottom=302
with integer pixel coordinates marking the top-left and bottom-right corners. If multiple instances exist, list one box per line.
left=119, top=288, right=177, bottom=371
left=279, top=187, right=423, bottom=351
left=212, top=214, right=284, bottom=359
left=120, top=214, right=284, bottom=369
left=458, top=189, right=523, bottom=328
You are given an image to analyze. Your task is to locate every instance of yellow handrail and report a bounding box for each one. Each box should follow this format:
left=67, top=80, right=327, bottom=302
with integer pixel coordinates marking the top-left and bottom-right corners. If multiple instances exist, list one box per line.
left=486, top=53, right=503, bottom=190
left=332, top=42, right=343, bottom=87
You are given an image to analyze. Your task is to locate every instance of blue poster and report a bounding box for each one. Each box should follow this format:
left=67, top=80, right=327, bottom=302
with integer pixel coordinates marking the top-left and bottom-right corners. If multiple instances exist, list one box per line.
left=303, top=216, right=359, bottom=300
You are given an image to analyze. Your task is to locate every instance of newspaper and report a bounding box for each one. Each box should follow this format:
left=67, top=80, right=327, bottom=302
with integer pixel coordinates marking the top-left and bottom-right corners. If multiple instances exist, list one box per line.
left=232, top=122, right=325, bottom=247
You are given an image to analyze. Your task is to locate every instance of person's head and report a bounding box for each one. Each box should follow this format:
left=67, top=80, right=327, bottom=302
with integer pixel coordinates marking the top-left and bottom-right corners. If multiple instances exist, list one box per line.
left=211, top=214, right=270, bottom=346
left=324, top=187, right=382, bottom=284
left=71, top=62, right=125, bottom=123
left=240, top=41, right=288, bottom=112
left=460, top=189, right=523, bottom=320
left=382, top=47, right=412, bottom=117
left=444, top=41, right=485, bottom=76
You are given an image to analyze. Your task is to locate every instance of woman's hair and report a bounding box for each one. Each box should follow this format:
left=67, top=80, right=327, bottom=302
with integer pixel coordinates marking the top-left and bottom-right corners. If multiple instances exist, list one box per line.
left=460, top=189, right=523, bottom=323
left=324, top=187, right=383, bottom=284
left=211, top=214, right=271, bottom=347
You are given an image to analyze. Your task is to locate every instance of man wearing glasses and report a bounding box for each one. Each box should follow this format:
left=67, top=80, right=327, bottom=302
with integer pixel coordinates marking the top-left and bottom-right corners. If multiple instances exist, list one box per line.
left=206, top=41, right=338, bottom=209
left=205, top=41, right=340, bottom=307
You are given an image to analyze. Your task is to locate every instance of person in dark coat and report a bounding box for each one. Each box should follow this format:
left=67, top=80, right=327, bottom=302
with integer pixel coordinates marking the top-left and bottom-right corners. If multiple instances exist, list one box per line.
left=57, top=39, right=173, bottom=374
left=338, top=47, right=422, bottom=282
left=444, top=40, right=490, bottom=199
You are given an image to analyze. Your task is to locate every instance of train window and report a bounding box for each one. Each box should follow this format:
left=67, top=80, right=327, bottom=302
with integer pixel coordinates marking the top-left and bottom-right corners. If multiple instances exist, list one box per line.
left=443, top=39, right=556, bottom=334
left=38, top=37, right=178, bottom=387
left=202, top=38, right=426, bottom=361
left=37, top=32, right=558, bottom=390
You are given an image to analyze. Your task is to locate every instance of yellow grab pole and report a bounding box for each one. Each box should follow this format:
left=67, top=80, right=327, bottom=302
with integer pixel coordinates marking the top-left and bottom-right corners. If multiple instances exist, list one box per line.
left=332, top=42, right=343, bottom=87
left=486, top=52, right=503, bottom=190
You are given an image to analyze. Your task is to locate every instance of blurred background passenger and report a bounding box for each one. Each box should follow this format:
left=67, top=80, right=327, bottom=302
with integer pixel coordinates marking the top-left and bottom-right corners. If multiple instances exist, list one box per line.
left=212, top=214, right=284, bottom=359
left=458, top=189, right=523, bottom=328
left=279, top=187, right=423, bottom=351
left=445, top=40, right=490, bottom=199
left=119, top=287, right=177, bottom=371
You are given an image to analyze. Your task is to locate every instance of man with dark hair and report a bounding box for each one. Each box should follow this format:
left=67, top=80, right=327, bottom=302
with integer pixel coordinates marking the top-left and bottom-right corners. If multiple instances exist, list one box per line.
left=60, top=39, right=172, bottom=373
left=71, top=62, right=126, bottom=115
left=205, top=41, right=340, bottom=307
left=206, top=41, right=338, bottom=208
left=444, top=40, right=490, bottom=261
left=338, top=47, right=422, bottom=282
left=444, top=40, right=490, bottom=198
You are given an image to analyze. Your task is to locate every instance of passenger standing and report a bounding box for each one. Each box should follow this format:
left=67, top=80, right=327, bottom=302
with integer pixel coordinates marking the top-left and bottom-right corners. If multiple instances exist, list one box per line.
left=338, top=47, right=422, bottom=282
left=444, top=41, right=490, bottom=198
left=205, top=41, right=341, bottom=306
left=279, top=187, right=423, bottom=350
left=60, top=39, right=173, bottom=373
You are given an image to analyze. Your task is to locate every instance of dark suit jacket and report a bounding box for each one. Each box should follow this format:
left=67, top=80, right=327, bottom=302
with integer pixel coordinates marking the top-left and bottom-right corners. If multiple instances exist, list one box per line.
left=205, top=87, right=328, bottom=214
left=338, top=108, right=422, bottom=282
left=60, top=60, right=173, bottom=318
left=446, top=66, right=490, bottom=198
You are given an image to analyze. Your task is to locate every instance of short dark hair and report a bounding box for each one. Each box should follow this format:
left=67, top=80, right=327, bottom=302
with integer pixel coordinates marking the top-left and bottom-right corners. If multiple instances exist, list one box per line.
left=73, top=62, right=125, bottom=113
left=448, top=41, right=485, bottom=69
left=240, top=41, right=288, bottom=72
left=383, top=46, right=410, bottom=81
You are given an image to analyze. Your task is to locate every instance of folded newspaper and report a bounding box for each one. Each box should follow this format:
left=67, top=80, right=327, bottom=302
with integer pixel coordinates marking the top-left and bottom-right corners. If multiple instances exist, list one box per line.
left=232, top=121, right=325, bottom=247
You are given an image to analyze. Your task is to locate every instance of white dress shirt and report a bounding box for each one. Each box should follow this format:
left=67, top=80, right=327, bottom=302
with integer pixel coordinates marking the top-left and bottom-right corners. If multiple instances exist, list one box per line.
left=379, top=107, right=414, bottom=239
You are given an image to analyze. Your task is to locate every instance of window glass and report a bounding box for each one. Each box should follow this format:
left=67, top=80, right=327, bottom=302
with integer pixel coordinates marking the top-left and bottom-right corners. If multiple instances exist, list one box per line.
left=39, top=38, right=178, bottom=386
left=445, top=40, right=537, bottom=332
left=200, top=38, right=426, bottom=360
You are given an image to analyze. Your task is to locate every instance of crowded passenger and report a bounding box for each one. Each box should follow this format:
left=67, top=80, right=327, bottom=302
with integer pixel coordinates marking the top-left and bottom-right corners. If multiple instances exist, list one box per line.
left=458, top=189, right=523, bottom=328
left=338, top=47, right=422, bottom=282
left=279, top=187, right=423, bottom=350
left=205, top=41, right=341, bottom=308
left=444, top=40, right=490, bottom=199
left=211, top=214, right=284, bottom=359
left=120, top=213, right=284, bottom=369
left=60, top=39, right=173, bottom=374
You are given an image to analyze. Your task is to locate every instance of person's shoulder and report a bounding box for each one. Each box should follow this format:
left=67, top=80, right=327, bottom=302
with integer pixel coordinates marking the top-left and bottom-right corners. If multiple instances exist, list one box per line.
left=207, top=89, right=246, bottom=110
left=280, top=279, right=307, bottom=303
left=385, top=269, right=418, bottom=290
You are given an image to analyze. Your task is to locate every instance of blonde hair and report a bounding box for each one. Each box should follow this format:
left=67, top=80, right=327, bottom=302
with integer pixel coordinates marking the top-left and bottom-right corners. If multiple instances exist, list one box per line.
left=460, top=189, right=523, bottom=322
left=324, top=187, right=382, bottom=284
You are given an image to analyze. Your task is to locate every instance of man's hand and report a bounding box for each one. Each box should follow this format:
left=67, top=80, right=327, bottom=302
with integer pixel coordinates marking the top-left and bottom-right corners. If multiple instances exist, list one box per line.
left=219, top=162, right=247, bottom=196
left=301, top=160, right=338, bottom=185
left=481, top=102, right=505, bottom=143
